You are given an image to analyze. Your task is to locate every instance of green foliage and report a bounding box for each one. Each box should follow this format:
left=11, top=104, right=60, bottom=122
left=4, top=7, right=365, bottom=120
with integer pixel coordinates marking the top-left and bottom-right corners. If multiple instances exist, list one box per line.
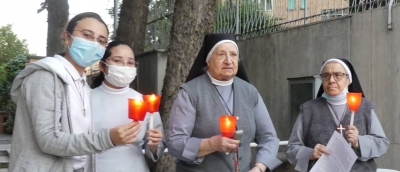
left=117, top=0, right=283, bottom=51
left=145, top=0, right=283, bottom=52
left=0, top=64, right=6, bottom=81
left=145, top=15, right=173, bottom=51
left=0, top=25, right=29, bottom=65
left=107, top=2, right=122, bottom=19
left=107, top=2, right=123, bottom=39
left=0, top=25, right=28, bottom=135
left=4, top=55, right=26, bottom=84
left=37, top=0, right=48, bottom=13
left=145, top=0, right=174, bottom=51
left=0, top=53, right=27, bottom=134
left=214, top=0, right=281, bottom=35
left=147, top=0, right=173, bottom=22
left=0, top=63, right=7, bottom=112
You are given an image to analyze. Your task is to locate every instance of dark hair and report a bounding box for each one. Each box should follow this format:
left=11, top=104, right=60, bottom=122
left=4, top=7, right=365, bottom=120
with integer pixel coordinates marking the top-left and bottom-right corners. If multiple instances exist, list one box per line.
left=66, top=12, right=109, bottom=35
left=91, top=40, right=132, bottom=88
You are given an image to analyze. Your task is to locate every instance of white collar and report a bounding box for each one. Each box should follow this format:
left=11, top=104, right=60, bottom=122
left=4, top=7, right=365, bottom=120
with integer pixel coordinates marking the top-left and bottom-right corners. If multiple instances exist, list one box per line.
left=207, top=72, right=233, bottom=86
left=99, top=82, right=130, bottom=94
left=326, top=98, right=347, bottom=105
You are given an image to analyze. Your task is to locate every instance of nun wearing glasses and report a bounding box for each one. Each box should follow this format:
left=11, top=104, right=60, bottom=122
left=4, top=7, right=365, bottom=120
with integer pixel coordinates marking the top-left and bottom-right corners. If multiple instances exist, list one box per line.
left=287, top=58, right=389, bottom=172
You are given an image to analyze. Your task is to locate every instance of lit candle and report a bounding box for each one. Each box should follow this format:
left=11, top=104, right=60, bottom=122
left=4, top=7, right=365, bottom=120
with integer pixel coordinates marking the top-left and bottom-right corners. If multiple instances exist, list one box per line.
left=143, top=94, right=161, bottom=129
left=347, top=92, right=362, bottom=126
left=128, top=98, right=148, bottom=121
left=219, top=115, right=236, bottom=138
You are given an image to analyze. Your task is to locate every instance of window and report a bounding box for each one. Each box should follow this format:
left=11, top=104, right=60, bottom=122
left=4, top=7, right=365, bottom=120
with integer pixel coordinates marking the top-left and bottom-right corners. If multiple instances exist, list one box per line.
left=287, top=75, right=321, bottom=134
left=288, top=0, right=306, bottom=10
left=288, top=0, right=295, bottom=10
left=264, top=0, right=273, bottom=11
left=257, top=0, right=273, bottom=11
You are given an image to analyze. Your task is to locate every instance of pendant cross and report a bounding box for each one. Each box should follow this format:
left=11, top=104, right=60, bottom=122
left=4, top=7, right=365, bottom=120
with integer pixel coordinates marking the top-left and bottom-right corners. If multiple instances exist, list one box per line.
left=337, top=124, right=345, bottom=136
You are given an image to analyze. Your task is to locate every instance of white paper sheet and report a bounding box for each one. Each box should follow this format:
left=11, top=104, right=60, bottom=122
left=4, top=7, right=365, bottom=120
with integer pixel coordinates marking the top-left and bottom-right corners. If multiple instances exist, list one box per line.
left=310, top=131, right=358, bottom=172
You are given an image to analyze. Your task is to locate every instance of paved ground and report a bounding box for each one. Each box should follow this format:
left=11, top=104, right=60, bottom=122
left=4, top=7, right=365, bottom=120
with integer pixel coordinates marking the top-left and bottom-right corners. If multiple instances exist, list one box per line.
left=0, top=134, right=11, bottom=172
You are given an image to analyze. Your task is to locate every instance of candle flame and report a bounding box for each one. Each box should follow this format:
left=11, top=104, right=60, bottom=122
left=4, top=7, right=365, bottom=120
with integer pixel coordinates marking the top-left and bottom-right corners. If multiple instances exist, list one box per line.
left=351, top=96, right=355, bottom=102
left=133, top=97, right=142, bottom=105
left=225, top=118, right=231, bottom=125
left=133, top=99, right=142, bottom=105
left=149, top=94, right=156, bottom=101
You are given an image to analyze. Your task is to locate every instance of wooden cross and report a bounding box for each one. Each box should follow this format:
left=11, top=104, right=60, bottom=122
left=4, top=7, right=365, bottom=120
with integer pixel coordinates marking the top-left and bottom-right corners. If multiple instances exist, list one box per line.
left=337, top=124, right=345, bottom=136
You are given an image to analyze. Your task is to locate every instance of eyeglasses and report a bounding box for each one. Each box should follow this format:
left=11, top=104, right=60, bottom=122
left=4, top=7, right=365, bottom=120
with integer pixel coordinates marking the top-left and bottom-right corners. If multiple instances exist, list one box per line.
left=106, top=57, right=138, bottom=68
left=320, top=72, right=348, bottom=81
left=73, top=30, right=108, bottom=46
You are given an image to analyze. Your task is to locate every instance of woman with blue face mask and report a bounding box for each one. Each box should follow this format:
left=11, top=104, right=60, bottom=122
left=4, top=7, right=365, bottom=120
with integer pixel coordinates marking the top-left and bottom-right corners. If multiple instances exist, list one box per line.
left=91, top=41, right=166, bottom=172
left=287, top=59, right=389, bottom=172
left=9, top=12, right=139, bottom=172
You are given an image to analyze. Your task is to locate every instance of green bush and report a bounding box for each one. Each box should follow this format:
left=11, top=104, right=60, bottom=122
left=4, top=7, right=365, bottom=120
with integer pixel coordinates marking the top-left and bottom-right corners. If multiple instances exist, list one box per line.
left=0, top=54, right=26, bottom=134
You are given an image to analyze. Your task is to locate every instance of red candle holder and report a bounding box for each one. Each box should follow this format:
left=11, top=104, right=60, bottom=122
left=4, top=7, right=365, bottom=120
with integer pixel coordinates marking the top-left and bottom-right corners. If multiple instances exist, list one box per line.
left=143, top=94, right=161, bottom=113
left=128, top=98, right=148, bottom=121
left=219, top=115, right=236, bottom=138
left=347, top=93, right=362, bottom=111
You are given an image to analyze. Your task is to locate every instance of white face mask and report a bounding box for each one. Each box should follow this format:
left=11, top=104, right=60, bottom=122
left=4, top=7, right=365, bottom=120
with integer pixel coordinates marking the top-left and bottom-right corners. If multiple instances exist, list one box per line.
left=103, top=62, right=137, bottom=87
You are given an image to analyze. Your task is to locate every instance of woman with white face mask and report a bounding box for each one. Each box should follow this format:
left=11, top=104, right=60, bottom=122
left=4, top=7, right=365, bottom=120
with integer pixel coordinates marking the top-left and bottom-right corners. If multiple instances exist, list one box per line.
left=91, top=41, right=166, bottom=172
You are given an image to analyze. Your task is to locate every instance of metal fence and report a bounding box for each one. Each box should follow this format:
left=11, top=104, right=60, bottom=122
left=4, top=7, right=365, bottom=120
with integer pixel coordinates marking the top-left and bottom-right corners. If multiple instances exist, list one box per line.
left=145, top=0, right=174, bottom=52
left=144, top=0, right=398, bottom=51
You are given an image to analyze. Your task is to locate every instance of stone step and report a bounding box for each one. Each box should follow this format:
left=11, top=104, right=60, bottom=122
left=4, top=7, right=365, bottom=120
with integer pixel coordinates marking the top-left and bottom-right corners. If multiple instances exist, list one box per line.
left=0, top=151, right=7, bottom=157
left=0, top=155, right=8, bottom=169
left=0, top=144, right=11, bottom=157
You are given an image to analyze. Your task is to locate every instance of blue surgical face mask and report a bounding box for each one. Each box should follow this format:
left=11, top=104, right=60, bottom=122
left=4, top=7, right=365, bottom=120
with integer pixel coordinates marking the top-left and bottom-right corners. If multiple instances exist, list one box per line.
left=68, top=34, right=105, bottom=67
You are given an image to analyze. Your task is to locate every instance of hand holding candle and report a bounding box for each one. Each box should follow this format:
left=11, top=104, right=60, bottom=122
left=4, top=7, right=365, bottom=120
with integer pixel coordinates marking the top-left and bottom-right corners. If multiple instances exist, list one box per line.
left=147, top=128, right=163, bottom=154
left=208, top=135, right=239, bottom=154
left=345, top=125, right=360, bottom=149
left=143, top=94, right=161, bottom=129
left=109, top=122, right=141, bottom=145
left=219, top=115, right=237, bottom=155
left=346, top=92, right=362, bottom=146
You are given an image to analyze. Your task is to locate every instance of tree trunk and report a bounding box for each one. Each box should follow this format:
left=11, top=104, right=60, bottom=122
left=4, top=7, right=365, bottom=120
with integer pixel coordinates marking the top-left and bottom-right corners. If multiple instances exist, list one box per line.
left=46, top=0, right=68, bottom=56
left=153, top=0, right=216, bottom=172
left=116, top=0, right=150, bottom=55
left=117, top=0, right=150, bottom=90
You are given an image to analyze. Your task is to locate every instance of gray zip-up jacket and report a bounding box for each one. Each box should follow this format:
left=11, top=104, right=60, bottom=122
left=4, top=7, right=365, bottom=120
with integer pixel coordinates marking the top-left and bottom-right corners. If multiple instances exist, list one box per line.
left=9, top=57, right=115, bottom=172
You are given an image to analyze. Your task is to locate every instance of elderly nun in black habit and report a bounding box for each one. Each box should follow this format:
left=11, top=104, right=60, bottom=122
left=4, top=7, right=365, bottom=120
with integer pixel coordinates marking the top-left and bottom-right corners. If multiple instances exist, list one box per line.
left=287, top=58, right=389, bottom=172
left=167, top=34, right=282, bottom=172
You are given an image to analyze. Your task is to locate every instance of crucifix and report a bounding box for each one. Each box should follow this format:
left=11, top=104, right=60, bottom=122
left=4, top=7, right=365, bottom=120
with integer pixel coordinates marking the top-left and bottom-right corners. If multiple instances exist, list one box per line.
left=337, top=124, right=345, bottom=136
